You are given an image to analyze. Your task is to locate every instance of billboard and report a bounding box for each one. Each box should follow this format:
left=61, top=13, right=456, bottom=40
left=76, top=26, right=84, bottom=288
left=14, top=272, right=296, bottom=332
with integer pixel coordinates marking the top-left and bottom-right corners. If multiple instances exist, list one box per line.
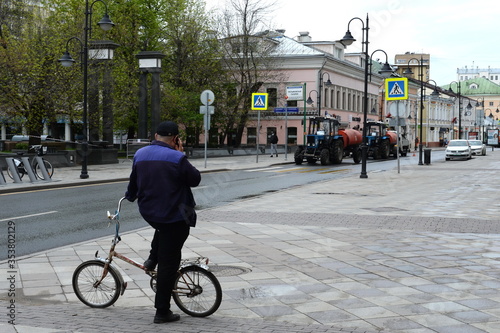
left=487, top=129, right=499, bottom=146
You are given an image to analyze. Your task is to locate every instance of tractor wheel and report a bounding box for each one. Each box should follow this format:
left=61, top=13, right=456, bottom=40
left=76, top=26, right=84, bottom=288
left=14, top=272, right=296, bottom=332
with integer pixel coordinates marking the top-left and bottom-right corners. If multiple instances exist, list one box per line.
left=379, top=140, right=390, bottom=159
left=294, top=147, right=304, bottom=165
left=320, top=149, right=330, bottom=165
left=352, top=147, right=361, bottom=164
left=330, top=140, right=344, bottom=164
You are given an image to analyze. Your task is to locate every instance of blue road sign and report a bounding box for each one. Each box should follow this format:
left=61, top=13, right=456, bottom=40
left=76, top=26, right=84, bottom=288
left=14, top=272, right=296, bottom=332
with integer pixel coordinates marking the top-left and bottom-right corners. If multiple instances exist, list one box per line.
left=274, top=107, right=299, bottom=113
left=385, top=78, right=408, bottom=100
left=251, top=93, right=268, bottom=110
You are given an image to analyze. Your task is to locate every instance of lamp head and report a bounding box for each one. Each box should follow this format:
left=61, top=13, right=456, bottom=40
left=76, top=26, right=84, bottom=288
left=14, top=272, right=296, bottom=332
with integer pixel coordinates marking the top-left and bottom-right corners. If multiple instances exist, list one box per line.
left=378, top=62, right=394, bottom=78
left=340, top=30, right=355, bottom=46
left=403, top=67, right=413, bottom=76
left=306, top=97, right=314, bottom=105
left=58, top=51, right=75, bottom=67
left=98, top=13, right=115, bottom=31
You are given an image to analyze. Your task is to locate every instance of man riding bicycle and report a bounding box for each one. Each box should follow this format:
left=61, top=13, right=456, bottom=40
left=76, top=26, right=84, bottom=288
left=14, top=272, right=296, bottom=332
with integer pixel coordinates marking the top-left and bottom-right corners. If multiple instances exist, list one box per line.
left=125, top=121, right=201, bottom=324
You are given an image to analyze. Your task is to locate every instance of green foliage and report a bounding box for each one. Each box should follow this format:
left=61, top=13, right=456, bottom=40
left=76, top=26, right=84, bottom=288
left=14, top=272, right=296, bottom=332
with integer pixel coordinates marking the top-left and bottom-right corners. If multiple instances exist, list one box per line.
left=0, top=0, right=273, bottom=147
left=15, top=142, right=29, bottom=150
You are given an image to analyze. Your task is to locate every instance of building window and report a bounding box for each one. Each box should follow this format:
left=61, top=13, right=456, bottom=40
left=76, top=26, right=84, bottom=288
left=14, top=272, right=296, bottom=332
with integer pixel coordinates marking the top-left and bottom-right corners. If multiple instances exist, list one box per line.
left=267, top=88, right=277, bottom=107
left=247, top=127, right=256, bottom=145
left=287, top=127, right=297, bottom=145
left=287, top=100, right=297, bottom=107
left=348, top=93, right=352, bottom=110
left=330, top=90, right=334, bottom=108
left=342, top=92, right=346, bottom=109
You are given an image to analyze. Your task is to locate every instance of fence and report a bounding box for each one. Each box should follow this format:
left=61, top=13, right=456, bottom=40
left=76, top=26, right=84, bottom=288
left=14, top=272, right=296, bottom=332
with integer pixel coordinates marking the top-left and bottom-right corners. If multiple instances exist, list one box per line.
left=125, top=139, right=150, bottom=161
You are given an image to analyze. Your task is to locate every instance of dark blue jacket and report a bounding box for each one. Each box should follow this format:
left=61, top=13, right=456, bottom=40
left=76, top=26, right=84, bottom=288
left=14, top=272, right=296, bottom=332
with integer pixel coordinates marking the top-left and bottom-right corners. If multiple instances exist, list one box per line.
left=125, top=140, right=201, bottom=226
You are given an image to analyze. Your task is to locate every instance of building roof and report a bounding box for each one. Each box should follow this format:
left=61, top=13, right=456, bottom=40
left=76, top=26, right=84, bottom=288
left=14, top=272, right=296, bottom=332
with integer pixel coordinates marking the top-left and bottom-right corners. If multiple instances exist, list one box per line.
left=441, top=77, right=500, bottom=96
left=267, top=34, right=328, bottom=57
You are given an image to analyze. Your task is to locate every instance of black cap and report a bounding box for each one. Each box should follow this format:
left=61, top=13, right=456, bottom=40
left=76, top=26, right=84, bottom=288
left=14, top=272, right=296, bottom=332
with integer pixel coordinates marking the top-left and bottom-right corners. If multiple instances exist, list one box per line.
left=156, top=121, right=179, bottom=136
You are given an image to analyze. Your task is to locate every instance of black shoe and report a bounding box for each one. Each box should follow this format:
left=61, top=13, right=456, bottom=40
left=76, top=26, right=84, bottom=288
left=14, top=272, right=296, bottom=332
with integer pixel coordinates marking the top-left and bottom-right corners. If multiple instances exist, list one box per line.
left=143, top=259, right=157, bottom=271
left=154, top=312, right=180, bottom=324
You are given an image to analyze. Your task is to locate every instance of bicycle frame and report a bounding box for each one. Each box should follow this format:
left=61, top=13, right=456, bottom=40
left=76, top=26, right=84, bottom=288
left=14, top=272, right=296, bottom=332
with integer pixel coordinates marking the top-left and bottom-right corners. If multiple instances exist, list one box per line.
left=93, top=197, right=209, bottom=296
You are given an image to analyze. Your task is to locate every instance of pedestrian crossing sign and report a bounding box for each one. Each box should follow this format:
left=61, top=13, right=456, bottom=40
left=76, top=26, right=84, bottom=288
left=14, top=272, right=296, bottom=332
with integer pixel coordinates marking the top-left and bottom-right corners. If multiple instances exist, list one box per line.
left=385, top=78, right=408, bottom=100
left=251, top=93, right=268, bottom=110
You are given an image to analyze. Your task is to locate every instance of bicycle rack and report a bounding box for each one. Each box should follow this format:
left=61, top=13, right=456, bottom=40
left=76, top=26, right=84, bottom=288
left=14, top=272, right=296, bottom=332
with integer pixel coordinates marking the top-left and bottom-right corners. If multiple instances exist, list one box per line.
left=5, top=158, right=22, bottom=183
left=20, top=156, right=39, bottom=182
left=4, top=156, right=52, bottom=183
left=34, top=156, right=52, bottom=181
left=0, top=169, right=6, bottom=185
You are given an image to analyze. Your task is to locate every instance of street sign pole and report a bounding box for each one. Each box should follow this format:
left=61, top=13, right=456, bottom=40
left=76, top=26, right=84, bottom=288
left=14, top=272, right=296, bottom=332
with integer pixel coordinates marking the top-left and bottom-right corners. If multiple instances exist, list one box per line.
left=200, top=90, right=215, bottom=168
left=205, top=97, right=208, bottom=168
left=285, top=100, right=288, bottom=161
left=396, top=100, right=400, bottom=174
left=251, top=93, right=268, bottom=163
left=256, top=110, right=260, bottom=163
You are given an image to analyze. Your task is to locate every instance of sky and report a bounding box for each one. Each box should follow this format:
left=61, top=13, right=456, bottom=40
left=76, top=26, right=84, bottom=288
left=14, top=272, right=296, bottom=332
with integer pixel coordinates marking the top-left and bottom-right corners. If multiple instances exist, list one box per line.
left=204, top=0, right=500, bottom=86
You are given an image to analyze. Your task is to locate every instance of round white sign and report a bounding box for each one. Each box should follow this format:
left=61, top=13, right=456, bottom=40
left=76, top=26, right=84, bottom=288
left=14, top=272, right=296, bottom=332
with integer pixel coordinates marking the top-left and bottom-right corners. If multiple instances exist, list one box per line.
left=200, top=90, right=215, bottom=106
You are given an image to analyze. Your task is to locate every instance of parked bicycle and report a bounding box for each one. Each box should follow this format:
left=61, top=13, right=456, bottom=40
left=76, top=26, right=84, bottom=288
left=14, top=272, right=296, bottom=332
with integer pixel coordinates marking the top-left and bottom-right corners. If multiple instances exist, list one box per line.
left=6, top=145, right=54, bottom=180
left=72, top=197, right=222, bottom=317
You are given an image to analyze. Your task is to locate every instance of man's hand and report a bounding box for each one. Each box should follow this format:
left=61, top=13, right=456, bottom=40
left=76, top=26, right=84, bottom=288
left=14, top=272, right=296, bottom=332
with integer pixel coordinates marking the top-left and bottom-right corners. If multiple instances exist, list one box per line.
left=175, top=136, right=184, bottom=152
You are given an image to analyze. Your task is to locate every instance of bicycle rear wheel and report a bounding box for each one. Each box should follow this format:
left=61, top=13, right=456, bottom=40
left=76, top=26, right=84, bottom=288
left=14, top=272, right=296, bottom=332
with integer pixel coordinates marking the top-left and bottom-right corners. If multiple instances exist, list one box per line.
left=34, top=159, right=53, bottom=179
left=172, top=265, right=222, bottom=317
left=72, top=260, right=121, bottom=308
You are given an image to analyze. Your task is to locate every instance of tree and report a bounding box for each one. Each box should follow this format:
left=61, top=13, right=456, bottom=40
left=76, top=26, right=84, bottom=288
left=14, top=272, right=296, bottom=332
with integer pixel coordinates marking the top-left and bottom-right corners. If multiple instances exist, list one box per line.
left=212, top=0, right=283, bottom=146
left=0, top=1, right=70, bottom=145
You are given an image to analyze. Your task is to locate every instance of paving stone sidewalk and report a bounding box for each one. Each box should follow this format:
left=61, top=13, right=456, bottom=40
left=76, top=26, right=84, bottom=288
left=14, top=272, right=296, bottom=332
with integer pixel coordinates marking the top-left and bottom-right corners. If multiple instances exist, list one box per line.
left=2, top=150, right=500, bottom=332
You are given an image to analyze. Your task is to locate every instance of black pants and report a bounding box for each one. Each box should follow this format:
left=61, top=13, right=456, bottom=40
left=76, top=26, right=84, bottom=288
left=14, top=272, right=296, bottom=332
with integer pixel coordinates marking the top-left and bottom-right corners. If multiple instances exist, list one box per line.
left=148, top=220, right=190, bottom=313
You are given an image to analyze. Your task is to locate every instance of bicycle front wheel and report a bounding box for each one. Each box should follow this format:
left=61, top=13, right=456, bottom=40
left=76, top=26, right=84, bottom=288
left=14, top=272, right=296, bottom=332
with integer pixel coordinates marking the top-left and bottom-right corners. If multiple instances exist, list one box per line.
left=6, top=158, right=25, bottom=179
left=72, top=260, right=121, bottom=308
left=173, top=265, right=222, bottom=317
left=34, top=159, right=53, bottom=179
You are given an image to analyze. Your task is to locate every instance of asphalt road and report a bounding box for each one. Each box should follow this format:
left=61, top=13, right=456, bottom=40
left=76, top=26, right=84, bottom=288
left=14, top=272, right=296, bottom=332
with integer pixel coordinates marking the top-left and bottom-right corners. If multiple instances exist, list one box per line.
left=0, top=159, right=368, bottom=260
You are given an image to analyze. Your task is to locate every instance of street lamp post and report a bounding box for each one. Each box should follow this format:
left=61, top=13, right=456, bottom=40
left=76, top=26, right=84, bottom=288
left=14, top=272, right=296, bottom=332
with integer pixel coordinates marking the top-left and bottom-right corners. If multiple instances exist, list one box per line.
left=136, top=51, right=165, bottom=139
left=402, top=56, right=426, bottom=165
left=475, top=97, right=484, bottom=141
left=447, top=81, right=463, bottom=141
left=58, top=0, right=114, bottom=179
left=318, top=72, right=332, bottom=116
left=306, top=90, right=319, bottom=108
left=340, top=15, right=370, bottom=178
left=340, top=15, right=393, bottom=178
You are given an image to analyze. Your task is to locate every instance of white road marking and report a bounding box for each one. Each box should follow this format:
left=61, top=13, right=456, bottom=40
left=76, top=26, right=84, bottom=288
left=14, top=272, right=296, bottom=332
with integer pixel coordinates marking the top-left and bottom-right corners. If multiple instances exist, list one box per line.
left=0, top=211, right=58, bottom=222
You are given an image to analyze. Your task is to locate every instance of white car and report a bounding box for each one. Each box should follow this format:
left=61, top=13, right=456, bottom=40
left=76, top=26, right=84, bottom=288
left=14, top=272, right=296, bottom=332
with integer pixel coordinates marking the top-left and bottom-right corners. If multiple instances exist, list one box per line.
left=445, top=140, right=472, bottom=160
left=468, top=140, right=486, bottom=156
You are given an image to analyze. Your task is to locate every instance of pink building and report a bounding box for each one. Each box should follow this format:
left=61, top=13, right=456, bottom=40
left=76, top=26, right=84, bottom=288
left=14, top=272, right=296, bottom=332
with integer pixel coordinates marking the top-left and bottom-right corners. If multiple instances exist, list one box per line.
left=236, top=30, right=386, bottom=149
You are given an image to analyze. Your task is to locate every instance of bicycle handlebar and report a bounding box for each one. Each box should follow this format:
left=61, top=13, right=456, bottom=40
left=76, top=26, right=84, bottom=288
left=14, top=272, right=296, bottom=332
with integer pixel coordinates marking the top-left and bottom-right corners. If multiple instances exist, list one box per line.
left=107, top=197, right=127, bottom=221
left=107, top=197, right=127, bottom=243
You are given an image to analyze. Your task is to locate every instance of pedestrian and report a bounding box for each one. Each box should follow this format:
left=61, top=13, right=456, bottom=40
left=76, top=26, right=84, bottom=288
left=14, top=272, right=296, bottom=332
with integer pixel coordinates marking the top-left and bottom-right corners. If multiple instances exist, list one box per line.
left=270, top=131, right=278, bottom=157
left=125, top=121, right=201, bottom=324
left=415, top=137, right=419, bottom=151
